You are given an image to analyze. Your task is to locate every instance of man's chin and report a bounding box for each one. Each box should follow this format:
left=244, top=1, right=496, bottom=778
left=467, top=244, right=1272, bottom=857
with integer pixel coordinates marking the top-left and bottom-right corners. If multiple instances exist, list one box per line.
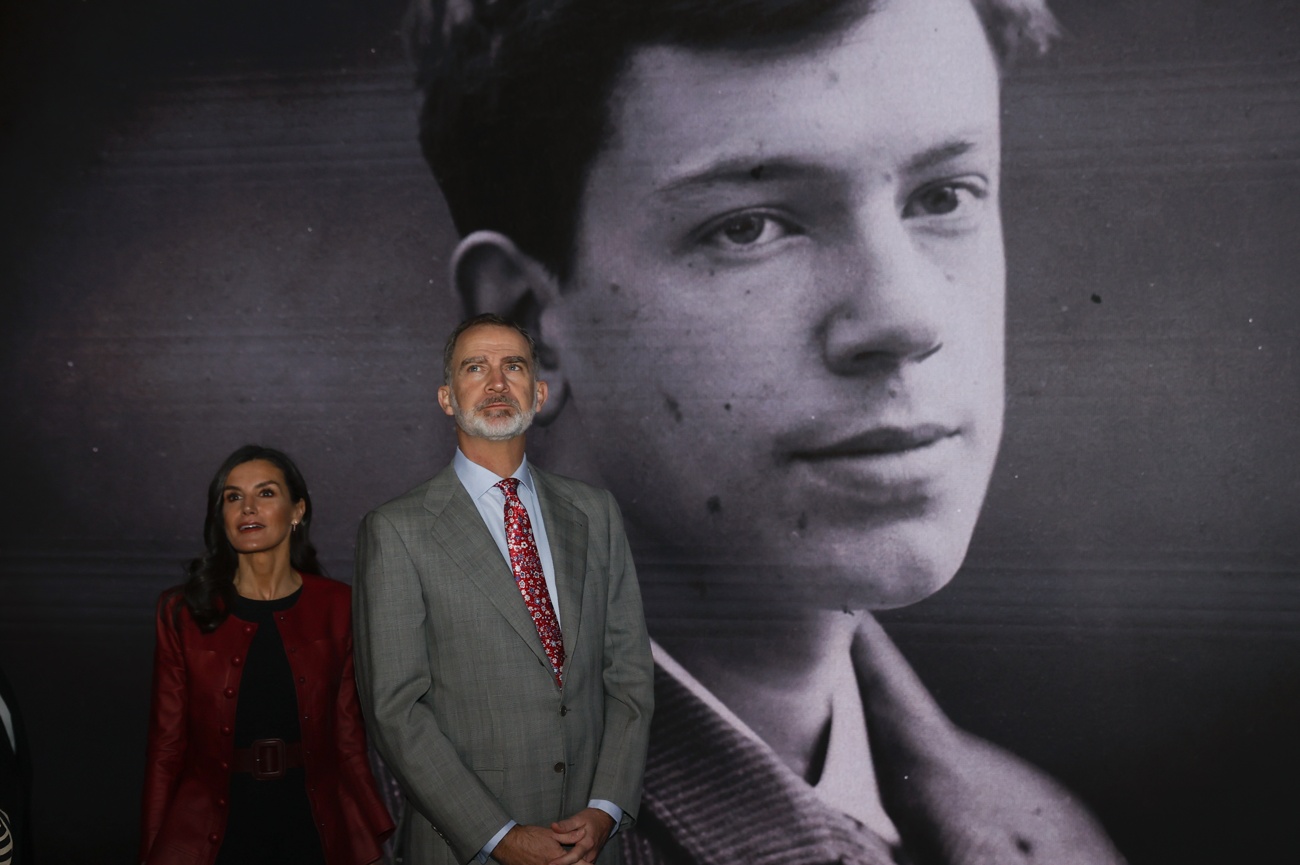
left=456, top=413, right=535, bottom=441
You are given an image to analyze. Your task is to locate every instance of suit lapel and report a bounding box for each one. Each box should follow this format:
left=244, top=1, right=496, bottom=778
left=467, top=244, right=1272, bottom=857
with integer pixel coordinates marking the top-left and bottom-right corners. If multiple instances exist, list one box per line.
left=423, top=467, right=553, bottom=670
left=532, top=468, right=588, bottom=668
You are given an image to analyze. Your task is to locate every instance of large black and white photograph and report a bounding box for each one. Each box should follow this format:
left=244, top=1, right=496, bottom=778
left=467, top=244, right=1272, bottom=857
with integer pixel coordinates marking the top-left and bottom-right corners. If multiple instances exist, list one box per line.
left=1, top=0, right=1297, bottom=863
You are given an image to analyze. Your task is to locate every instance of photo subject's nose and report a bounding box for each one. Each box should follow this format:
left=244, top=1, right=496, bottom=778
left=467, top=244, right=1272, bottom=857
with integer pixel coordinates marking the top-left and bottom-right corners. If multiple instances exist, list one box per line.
left=821, top=228, right=943, bottom=375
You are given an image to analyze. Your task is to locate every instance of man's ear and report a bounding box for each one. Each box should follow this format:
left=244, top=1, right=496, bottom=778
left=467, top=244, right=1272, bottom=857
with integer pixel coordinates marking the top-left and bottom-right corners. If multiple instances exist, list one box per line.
left=450, top=231, right=568, bottom=425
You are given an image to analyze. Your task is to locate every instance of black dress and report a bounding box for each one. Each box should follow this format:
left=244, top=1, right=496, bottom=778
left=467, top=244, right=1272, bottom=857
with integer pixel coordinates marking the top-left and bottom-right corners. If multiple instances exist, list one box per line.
left=216, top=588, right=326, bottom=865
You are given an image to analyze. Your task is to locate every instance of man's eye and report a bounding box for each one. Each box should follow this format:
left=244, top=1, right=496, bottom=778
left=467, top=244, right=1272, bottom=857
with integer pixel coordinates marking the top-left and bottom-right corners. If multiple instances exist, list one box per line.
left=260, top=489, right=275, bottom=497
left=702, top=212, right=794, bottom=250
left=904, top=180, right=986, bottom=218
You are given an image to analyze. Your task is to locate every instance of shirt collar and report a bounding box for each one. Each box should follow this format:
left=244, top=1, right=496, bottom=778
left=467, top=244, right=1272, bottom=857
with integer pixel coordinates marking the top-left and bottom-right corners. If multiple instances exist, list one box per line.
left=453, top=448, right=534, bottom=500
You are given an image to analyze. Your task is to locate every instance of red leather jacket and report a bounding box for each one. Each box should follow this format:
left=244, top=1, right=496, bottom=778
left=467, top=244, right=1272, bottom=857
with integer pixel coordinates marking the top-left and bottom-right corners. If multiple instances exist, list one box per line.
left=140, top=573, right=394, bottom=865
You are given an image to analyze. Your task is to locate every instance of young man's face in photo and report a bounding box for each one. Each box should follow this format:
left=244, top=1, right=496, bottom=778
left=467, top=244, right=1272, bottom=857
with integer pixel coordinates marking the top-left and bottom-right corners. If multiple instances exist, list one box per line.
left=542, top=0, right=1007, bottom=610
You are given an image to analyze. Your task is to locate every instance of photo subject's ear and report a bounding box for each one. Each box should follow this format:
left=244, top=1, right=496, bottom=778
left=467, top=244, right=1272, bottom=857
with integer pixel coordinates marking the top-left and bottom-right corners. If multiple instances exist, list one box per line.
left=450, top=231, right=568, bottom=424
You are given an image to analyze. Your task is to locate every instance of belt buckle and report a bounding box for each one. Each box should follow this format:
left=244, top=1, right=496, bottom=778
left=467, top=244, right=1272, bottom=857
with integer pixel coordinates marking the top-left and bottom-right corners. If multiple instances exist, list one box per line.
left=250, top=737, right=286, bottom=781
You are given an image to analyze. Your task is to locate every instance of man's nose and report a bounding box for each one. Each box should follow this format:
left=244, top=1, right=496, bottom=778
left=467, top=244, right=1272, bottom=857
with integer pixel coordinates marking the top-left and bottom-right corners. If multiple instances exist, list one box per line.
left=485, top=366, right=508, bottom=391
left=820, top=216, right=944, bottom=376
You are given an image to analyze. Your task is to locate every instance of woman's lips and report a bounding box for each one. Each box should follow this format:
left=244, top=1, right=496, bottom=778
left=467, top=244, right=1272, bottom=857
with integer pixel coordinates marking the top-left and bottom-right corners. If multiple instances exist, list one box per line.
left=238, top=522, right=265, bottom=533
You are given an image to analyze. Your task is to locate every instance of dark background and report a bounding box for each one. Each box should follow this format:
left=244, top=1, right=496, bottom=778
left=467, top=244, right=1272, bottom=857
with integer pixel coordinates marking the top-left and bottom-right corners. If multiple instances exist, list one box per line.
left=2, top=1, right=1297, bottom=862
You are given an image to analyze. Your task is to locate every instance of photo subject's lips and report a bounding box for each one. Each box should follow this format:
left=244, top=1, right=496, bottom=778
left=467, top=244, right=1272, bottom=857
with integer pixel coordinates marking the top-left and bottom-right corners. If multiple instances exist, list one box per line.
left=238, top=522, right=265, bottom=533
left=790, top=423, right=959, bottom=458
left=778, top=421, right=965, bottom=501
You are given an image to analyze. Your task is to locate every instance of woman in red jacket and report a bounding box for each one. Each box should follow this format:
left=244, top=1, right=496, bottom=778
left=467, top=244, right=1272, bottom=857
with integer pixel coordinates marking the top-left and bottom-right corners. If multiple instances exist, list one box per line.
left=140, top=445, right=394, bottom=865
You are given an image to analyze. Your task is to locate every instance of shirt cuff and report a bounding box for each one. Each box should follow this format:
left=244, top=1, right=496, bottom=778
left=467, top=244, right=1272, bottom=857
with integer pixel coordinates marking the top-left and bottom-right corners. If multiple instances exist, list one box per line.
left=588, top=800, right=624, bottom=837
left=475, top=820, right=517, bottom=863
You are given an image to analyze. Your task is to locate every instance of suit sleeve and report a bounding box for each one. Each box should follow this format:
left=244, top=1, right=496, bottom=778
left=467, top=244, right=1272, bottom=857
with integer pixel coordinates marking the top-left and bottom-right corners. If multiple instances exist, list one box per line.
left=139, top=594, right=188, bottom=863
left=586, top=491, right=655, bottom=826
left=352, top=509, right=513, bottom=861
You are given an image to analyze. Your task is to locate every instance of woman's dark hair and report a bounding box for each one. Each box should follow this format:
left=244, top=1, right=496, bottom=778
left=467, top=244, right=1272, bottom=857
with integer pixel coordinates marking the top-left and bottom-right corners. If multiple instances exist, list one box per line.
left=171, top=445, right=324, bottom=632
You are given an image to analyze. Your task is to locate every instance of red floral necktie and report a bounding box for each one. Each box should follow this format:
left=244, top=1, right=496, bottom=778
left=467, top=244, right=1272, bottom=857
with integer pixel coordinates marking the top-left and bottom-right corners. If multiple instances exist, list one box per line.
left=496, top=478, right=566, bottom=687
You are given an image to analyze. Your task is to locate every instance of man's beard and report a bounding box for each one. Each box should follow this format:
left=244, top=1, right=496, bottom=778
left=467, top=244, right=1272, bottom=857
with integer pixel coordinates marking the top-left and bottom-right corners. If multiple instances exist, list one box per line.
left=450, top=390, right=537, bottom=441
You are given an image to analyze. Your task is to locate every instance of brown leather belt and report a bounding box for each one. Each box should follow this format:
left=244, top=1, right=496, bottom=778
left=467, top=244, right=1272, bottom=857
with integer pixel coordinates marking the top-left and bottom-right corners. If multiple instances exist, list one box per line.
left=231, top=738, right=304, bottom=781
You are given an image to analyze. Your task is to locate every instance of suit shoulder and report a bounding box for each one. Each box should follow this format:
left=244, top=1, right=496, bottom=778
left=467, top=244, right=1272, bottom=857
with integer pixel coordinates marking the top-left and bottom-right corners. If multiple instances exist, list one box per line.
left=366, top=468, right=452, bottom=521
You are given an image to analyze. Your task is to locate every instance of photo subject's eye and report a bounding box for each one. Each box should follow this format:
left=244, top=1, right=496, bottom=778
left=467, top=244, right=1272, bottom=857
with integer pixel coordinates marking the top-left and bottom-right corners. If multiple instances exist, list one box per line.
left=903, top=178, right=988, bottom=220
left=720, top=214, right=769, bottom=245
left=914, top=185, right=961, bottom=215
left=698, top=210, right=800, bottom=253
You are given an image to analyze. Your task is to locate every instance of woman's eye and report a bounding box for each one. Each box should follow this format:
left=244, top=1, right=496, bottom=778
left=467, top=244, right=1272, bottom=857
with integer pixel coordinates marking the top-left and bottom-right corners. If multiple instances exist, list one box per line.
left=226, top=493, right=240, bottom=502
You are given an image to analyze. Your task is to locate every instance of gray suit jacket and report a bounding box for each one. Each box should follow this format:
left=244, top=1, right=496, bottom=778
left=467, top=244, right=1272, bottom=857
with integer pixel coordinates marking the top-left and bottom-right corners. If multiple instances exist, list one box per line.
left=354, top=463, right=654, bottom=865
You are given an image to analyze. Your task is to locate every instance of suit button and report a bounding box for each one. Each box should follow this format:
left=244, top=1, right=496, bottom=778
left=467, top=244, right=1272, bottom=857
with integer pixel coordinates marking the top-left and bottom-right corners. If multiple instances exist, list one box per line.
left=243, top=625, right=253, bottom=634
left=554, top=762, right=565, bottom=774
left=223, top=687, right=236, bottom=699
left=220, top=725, right=231, bottom=735
left=209, top=833, right=220, bottom=844
left=220, top=760, right=229, bottom=771
left=231, top=656, right=243, bottom=666
left=560, top=705, right=568, bottom=716
left=298, top=676, right=306, bottom=684
left=217, top=798, right=227, bottom=808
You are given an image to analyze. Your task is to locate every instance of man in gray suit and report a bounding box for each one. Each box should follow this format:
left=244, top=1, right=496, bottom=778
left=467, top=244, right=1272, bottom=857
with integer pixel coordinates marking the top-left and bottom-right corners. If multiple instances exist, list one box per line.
left=353, top=315, right=654, bottom=865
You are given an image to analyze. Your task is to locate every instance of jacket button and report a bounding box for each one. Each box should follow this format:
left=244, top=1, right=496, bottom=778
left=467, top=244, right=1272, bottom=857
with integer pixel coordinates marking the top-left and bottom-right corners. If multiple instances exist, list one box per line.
left=560, top=705, right=568, bottom=716
left=217, top=797, right=227, bottom=807
left=231, top=656, right=243, bottom=666
left=220, top=725, right=231, bottom=735
left=220, top=760, right=229, bottom=771
left=223, top=687, right=236, bottom=699
left=553, top=762, right=565, bottom=774
left=298, top=676, right=306, bottom=684
left=209, top=833, right=220, bottom=844
left=243, top=625, right=253, bottom=634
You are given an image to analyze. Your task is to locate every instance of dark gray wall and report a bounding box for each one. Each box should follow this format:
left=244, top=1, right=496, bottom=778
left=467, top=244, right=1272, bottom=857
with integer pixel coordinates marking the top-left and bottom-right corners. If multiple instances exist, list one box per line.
left=1, top=1, right=1296, bottom=862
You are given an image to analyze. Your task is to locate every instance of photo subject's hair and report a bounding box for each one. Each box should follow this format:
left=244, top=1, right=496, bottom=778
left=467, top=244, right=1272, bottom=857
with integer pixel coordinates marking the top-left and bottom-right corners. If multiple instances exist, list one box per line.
left=408, top=0, right=1058, bottom=280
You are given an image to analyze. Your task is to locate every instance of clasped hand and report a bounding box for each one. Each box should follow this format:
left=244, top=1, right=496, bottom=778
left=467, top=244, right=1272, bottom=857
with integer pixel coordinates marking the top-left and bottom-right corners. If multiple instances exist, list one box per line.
left=492, top=807, right=615, bottom=865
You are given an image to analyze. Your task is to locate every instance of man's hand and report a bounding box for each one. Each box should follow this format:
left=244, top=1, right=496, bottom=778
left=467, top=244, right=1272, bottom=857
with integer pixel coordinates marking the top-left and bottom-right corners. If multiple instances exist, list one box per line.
left=550, top=807, right=615, bottom=864
left=491, top=809, right=615, bottom=865
left=491, top=824, right=570, bottom=865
